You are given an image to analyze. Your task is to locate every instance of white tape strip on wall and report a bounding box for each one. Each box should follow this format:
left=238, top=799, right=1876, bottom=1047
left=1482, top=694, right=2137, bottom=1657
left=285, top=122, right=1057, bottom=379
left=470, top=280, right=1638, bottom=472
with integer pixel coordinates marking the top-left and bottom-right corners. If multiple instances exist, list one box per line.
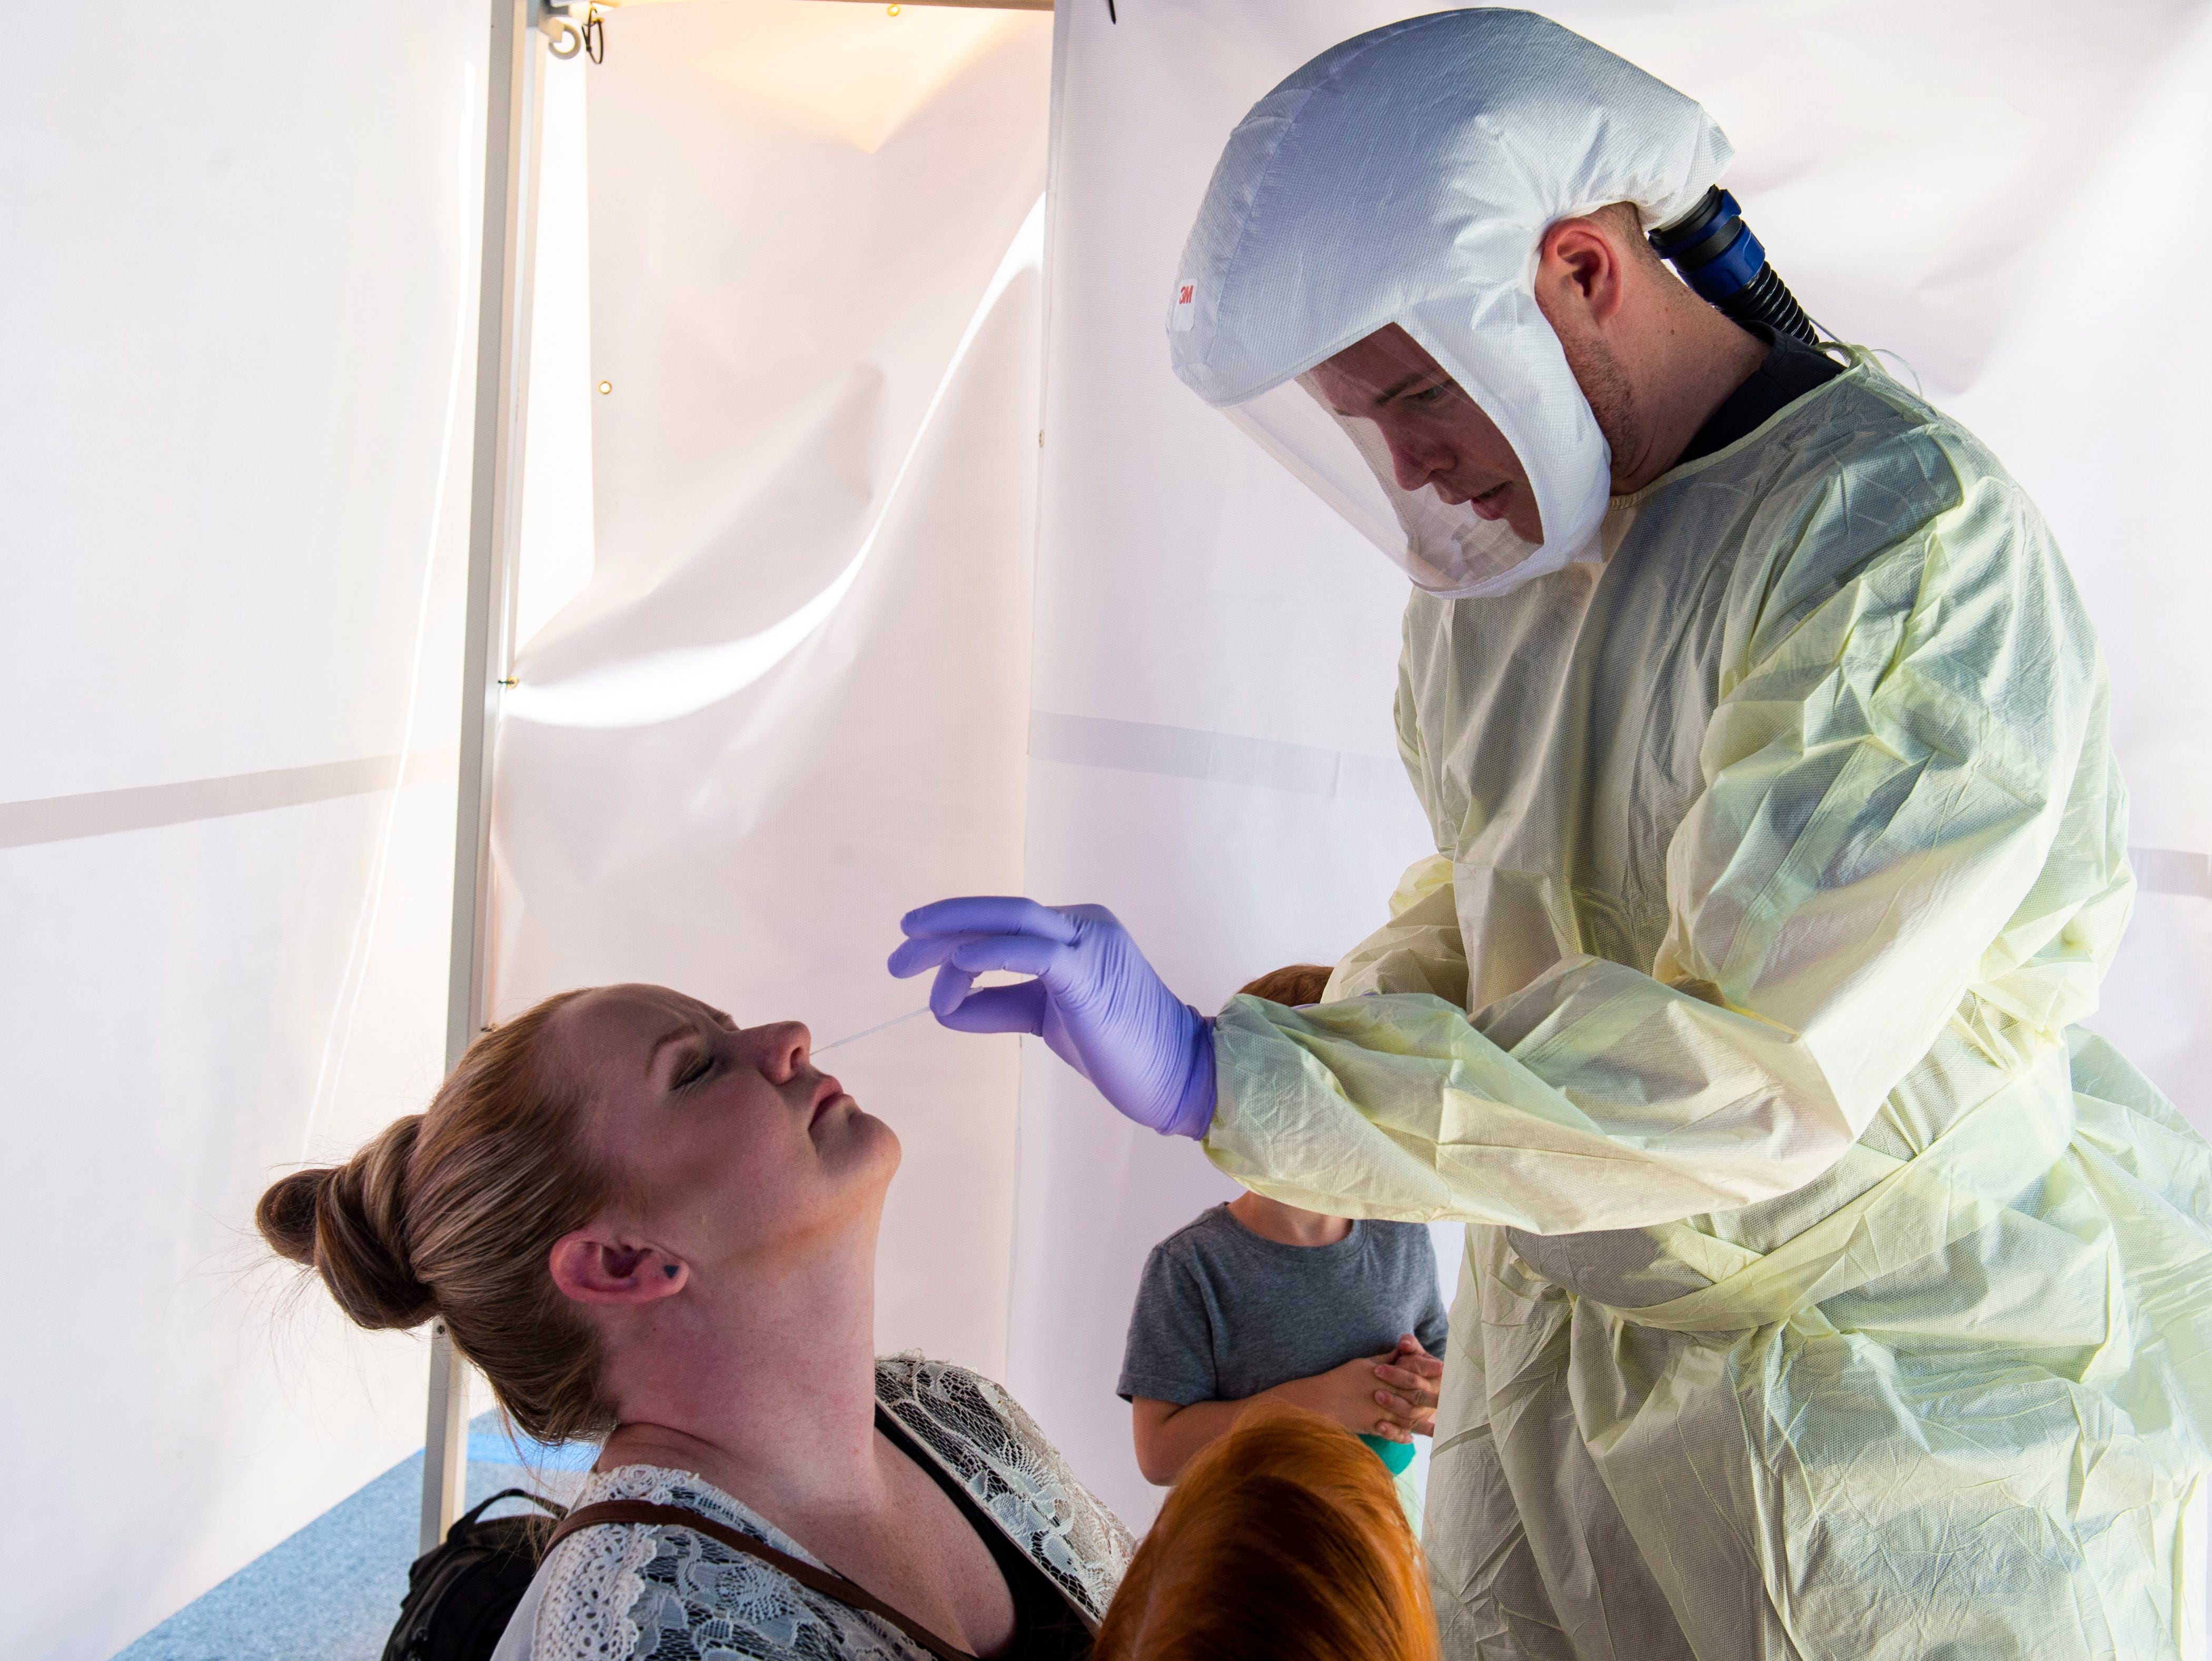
left=0, top=752, right=457, bottom=850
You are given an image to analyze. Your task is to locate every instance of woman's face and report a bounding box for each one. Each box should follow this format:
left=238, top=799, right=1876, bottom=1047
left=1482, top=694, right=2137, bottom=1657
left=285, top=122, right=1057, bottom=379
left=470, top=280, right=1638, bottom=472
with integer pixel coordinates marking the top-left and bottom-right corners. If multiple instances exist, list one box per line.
left=552, top=984, right=899, bottom=1277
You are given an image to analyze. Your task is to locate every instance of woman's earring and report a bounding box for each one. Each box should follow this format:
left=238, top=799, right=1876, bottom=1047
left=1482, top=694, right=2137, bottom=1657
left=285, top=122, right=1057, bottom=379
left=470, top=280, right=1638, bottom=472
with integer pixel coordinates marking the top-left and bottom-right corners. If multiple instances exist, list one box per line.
left=663, top=1264, right=680, bottom=1280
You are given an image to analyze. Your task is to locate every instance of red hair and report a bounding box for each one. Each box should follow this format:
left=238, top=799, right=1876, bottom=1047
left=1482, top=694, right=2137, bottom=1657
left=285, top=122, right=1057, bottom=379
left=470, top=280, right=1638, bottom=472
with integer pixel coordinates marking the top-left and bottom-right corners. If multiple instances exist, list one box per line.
left=1236, top=963, right=1333, bottom=1006
left=1095, top=1405, right=1440, bottom=1661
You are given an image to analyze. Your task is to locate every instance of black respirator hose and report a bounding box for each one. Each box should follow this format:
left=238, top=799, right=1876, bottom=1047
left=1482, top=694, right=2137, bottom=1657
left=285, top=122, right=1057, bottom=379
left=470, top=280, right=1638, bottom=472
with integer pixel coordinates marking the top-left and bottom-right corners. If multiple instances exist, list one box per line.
left=1648, top=187, right=1820, bottom=345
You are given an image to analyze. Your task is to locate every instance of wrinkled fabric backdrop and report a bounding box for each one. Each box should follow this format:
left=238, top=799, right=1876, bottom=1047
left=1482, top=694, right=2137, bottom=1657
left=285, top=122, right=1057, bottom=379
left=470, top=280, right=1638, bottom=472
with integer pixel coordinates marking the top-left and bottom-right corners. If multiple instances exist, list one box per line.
left=493, top=0, right=1055, bottom=1375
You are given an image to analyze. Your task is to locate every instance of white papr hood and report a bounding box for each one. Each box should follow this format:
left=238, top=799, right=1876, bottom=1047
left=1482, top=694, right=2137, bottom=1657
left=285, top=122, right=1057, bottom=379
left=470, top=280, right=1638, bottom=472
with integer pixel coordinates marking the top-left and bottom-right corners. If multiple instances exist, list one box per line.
left=1167, top=8, right=1731, bottom=598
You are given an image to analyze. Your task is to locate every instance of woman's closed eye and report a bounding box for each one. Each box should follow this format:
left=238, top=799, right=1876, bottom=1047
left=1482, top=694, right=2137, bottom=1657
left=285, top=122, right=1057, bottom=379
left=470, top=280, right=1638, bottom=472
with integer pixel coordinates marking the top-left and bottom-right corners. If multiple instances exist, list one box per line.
left=675, top=1049, right=717, bottom=1090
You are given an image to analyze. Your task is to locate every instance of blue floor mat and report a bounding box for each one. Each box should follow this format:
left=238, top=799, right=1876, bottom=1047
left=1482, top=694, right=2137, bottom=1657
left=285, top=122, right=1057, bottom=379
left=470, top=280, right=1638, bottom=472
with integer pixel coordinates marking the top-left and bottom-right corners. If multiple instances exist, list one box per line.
left=113, top=1415, right=594, bottom=1661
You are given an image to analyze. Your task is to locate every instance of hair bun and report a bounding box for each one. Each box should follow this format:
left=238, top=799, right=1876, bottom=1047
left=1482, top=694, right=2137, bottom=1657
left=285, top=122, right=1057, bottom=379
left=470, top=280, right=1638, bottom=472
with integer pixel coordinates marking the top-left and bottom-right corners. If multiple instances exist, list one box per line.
left=256, top=1116, right=437, bottom=1331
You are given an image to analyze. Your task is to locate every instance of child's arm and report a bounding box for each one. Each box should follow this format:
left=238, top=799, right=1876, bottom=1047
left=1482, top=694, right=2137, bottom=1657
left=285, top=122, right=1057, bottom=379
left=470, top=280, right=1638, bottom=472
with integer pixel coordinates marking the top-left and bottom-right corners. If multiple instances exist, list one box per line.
left=1131, top=1397, right=1243, bottom=1485
left=1131, top=1350, right=1423, bottom=1485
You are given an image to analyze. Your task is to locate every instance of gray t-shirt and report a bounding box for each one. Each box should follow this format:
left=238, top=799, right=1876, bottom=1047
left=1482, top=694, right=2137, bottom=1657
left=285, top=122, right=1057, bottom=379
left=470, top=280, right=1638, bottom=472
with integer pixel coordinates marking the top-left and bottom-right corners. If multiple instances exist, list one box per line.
left=1117, top=1205, right=1449, bottom=1405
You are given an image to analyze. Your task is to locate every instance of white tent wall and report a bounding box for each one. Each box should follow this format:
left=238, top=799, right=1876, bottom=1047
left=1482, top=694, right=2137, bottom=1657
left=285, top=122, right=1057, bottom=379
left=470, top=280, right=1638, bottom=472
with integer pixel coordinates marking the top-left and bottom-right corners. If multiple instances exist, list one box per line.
left=9, top=0, right=2207, bottom=1650
left=1009, top=0, right=1440, bottom=1532
left=1018, top=0, right=2212, bottom=1535
left=491, top=0, right=1053, bottom=1373
left=1, top=5, right=487, bottom=1658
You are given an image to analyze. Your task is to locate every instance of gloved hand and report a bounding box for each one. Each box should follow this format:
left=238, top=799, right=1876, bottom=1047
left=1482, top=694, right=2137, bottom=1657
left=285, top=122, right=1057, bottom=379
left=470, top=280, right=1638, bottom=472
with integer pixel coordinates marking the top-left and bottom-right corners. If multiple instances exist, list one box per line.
left=887, top=897, right=1217, bottom=1139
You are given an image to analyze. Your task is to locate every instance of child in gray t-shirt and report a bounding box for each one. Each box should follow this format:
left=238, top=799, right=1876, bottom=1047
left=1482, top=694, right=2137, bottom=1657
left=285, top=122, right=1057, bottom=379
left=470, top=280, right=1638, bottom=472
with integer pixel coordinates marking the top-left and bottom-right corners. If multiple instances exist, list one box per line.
left=1118, top=964, right=1449, bottom=1524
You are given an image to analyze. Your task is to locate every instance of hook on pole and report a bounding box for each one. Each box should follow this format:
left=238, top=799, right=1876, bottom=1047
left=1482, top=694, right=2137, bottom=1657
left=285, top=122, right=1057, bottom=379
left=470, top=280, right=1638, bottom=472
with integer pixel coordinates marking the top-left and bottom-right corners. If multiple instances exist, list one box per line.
left=538, top=0, right=583, bottom=58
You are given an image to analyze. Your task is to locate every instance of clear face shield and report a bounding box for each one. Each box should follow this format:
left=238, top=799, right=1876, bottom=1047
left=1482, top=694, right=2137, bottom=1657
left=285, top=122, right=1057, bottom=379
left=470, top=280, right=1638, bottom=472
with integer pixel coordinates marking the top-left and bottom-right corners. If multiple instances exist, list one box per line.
left=1216, top=316, right=1612, bottom=600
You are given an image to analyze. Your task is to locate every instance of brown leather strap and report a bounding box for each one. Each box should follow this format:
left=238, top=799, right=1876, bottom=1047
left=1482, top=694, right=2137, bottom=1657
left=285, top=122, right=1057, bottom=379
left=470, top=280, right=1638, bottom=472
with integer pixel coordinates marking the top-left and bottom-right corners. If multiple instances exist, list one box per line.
left=546, top=1500, right=979, bottom=1661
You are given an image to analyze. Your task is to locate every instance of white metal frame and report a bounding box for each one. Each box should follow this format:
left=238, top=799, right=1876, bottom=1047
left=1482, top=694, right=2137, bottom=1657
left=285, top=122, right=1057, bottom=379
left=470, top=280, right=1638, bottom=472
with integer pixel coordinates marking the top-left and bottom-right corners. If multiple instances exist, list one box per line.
left=422, top=0, right=559, bottom=1553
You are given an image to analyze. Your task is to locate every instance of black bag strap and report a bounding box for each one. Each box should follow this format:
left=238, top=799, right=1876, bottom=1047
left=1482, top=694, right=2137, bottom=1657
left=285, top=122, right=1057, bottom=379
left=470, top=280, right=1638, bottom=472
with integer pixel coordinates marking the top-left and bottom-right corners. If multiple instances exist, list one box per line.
left=546, top=1500, right=978, bottom=1661
left=452, top=1487, right=568, bottom=1535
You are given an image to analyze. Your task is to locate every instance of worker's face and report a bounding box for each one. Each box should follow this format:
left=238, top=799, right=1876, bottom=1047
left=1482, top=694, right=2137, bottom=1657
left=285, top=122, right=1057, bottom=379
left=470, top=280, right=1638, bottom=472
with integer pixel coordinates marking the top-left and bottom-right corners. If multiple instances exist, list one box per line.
left=1307, top=324, right=1543, bottom=543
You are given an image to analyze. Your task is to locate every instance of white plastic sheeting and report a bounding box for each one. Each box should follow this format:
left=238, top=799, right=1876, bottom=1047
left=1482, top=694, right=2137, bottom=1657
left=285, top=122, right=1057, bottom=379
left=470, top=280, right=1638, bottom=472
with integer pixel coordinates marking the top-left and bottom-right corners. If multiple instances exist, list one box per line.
left=15, top=3, right=2209, bottom=1652
left=1, top=4, right=485, bottom=1656
left=1017, top=0, right=2212, bottom=1533
left=491, top=0, right=1053, bottom=1372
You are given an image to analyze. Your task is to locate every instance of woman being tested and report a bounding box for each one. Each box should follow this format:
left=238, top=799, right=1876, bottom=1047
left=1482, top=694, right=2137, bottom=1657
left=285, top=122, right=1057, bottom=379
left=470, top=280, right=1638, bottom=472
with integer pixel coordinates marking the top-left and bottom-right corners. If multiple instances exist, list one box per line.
left=259, top=984, right=1129, bottom=1661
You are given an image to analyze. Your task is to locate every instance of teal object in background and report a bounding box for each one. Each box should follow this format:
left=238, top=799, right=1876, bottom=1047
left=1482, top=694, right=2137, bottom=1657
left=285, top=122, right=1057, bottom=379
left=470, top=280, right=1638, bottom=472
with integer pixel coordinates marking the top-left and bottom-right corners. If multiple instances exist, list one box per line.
left=1360, top=1432, right=1416, bottom=1475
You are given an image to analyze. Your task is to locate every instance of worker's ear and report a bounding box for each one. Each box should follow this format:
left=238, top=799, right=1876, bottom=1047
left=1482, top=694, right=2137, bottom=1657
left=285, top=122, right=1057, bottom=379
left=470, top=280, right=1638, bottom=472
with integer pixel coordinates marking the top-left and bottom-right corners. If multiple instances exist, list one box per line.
left=1535, top=215, right=1630, bottom=329
left=548, top=1227, right=688, bottom=1305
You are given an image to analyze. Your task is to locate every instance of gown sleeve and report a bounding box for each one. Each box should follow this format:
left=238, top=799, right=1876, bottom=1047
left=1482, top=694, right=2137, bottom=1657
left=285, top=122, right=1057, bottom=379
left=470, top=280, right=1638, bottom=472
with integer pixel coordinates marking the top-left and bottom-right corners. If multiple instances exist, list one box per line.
left=1324, top=851, right=1470, bottom=1006
left=1205, top=447, right=2114, bottom=1233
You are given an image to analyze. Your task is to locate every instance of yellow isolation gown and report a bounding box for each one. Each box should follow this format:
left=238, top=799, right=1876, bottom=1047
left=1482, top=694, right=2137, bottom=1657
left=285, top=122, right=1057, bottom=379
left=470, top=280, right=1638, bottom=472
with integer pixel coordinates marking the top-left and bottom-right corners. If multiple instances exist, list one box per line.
left=1206, top=360, right=2212, bottom=1658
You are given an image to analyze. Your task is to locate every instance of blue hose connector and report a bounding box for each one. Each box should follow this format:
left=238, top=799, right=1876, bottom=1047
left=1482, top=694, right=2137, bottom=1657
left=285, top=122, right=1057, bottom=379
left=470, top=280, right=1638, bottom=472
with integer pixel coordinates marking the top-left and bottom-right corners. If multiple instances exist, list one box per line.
left=1649, top=187, right=1818, bottom=344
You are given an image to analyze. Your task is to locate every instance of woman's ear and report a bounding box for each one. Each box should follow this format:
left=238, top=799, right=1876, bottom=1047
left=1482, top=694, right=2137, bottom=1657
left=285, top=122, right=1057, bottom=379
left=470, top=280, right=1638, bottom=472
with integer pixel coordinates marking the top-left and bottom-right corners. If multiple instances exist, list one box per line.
left=549, top=1229, right=688, bottom=1305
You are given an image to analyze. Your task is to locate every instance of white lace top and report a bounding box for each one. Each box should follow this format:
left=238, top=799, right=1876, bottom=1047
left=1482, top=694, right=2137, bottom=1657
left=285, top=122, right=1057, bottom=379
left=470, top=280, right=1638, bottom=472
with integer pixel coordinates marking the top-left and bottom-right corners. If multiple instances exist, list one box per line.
left=492, top=1355, right=1134, bottom=1661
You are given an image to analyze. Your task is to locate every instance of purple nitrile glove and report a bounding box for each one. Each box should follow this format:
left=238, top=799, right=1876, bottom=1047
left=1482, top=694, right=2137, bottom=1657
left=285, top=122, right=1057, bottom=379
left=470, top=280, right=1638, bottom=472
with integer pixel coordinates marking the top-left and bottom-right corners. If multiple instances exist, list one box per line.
left=887, top=897, right=1217, bottom=1139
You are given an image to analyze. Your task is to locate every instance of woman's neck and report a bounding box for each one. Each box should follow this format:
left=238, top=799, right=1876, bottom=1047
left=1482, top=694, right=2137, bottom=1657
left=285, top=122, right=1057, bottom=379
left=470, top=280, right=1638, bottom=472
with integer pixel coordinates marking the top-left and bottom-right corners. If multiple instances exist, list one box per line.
left=594, top=1222, right=889, bottom=1516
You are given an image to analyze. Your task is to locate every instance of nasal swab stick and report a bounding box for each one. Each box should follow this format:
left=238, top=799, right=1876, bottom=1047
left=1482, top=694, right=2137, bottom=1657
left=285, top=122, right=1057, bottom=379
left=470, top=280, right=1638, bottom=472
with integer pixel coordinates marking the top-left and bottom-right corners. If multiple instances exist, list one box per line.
left=814, top=1004, right=932, bottom=1057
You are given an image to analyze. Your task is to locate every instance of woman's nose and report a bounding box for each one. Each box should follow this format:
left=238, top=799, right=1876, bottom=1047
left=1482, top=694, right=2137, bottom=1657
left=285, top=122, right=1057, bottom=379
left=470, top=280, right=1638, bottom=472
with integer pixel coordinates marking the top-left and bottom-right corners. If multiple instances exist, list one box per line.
left=751, top=1021, right=812, bottom=1081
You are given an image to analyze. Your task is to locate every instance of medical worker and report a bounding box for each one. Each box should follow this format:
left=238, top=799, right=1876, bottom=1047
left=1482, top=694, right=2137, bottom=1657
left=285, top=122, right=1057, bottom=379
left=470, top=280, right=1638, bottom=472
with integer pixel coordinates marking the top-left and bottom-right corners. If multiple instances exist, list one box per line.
left=891, top=12, right=2212, bottom=1657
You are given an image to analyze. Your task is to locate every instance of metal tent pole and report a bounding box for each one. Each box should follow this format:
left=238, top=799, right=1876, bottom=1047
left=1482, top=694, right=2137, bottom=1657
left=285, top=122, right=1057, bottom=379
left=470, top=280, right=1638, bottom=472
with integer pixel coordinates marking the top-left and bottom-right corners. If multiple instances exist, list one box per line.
left=423, top=0, right=557, bottom=1555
